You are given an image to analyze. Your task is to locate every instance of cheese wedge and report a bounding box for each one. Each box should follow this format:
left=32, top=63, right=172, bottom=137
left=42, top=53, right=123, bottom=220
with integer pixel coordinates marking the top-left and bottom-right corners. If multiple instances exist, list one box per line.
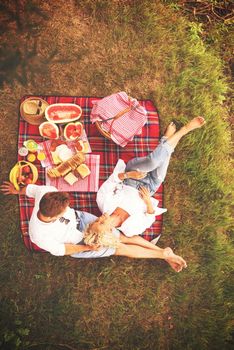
left=76, top=163, right=91, bottom=179
left=64, top=172, right=78, bottom=186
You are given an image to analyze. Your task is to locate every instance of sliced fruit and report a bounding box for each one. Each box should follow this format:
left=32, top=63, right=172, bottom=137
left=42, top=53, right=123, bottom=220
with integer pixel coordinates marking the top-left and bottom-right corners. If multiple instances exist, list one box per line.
left=64, top=122, right=83, bottom=141
left=45, top=103, right=82, bottom=124
left=39, top=121, right=59, bottom=139
left=50, top=139, right=66, bottom=152
left=74, top=140, right=85, bottom=152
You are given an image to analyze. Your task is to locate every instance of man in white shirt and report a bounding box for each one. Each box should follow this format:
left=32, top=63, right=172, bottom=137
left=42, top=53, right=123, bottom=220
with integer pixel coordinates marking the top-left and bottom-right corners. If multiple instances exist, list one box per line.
left=1, top=181, right=187, bottom=272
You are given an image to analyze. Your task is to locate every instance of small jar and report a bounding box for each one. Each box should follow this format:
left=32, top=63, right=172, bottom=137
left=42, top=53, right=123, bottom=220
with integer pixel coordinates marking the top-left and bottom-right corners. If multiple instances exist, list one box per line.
left=27, top=153, right=36, bottom=162
left=18, top=147, right=29, bottom=157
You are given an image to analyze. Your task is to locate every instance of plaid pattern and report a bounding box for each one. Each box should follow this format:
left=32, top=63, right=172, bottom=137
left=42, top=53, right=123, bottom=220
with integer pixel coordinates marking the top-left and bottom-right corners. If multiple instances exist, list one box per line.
left=18, top=95, right=164, bottom=252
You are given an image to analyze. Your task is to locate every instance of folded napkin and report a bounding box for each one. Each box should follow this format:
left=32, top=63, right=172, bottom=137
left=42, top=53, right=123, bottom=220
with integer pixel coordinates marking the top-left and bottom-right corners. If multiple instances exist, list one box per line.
left=45, top=154, right=100, bottom=192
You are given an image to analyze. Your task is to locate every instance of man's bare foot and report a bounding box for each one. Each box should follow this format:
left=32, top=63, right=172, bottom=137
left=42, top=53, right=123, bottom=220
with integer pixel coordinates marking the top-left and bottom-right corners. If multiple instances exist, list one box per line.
left=164, top=122, right=176, bottom=138
left=163, top=247, right=187, bottom=272
left=184, top=116, right=206, bottom=133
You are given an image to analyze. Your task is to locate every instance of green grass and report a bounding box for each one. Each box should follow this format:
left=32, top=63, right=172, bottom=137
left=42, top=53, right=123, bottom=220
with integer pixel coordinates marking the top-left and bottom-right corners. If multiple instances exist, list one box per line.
left=0, top=0, right=233, bottom=349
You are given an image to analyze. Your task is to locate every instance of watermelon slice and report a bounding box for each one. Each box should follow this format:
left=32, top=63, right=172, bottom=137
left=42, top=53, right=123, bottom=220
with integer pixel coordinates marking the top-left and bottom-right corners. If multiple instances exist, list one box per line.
left=64, top=122, right=83, bottom=141
left=39, top=122, right=59, bottom=139
left=45, top=104, right=82, bottom=124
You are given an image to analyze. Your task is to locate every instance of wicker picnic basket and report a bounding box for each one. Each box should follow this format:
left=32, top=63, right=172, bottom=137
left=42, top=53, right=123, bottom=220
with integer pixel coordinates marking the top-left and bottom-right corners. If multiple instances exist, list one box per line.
left=20, top=97, right=49, bottom=125
left=95, top=99, right=133, bottom=140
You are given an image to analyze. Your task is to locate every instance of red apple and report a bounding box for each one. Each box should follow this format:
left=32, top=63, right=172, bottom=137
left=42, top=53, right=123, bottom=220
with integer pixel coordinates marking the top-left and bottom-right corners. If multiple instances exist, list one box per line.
left=23, top=166, right=31, bottom=174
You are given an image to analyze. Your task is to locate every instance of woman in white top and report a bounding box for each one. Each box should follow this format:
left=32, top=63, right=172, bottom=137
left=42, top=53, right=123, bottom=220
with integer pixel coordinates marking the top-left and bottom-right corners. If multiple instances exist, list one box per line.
left=84, top=117, right=206, bottom=267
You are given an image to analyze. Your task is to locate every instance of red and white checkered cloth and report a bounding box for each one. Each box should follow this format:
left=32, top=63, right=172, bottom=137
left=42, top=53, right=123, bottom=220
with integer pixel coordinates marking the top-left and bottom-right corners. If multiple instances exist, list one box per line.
left=39, top=139, right=100, bottom=192
left=91, top=91, right=147, bottom=147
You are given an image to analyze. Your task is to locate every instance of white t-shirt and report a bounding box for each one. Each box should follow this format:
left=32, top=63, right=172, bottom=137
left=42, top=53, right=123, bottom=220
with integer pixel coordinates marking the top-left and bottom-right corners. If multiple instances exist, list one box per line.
left=96, top=159, right=167, bottom=237
left=26, top=185, right=83, bottom=256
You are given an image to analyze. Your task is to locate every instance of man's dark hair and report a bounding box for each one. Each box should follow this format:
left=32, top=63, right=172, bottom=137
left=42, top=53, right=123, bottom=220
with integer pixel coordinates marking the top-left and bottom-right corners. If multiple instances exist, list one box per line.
left=39, top=192, right=70, bottom=217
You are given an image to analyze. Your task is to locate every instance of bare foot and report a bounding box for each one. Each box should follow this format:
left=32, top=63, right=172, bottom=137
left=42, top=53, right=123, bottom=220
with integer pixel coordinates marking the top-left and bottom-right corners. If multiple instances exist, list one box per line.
left=166, top=260, right=183, bottom=273
left=164, top=122, right=176, bottom=138
left=184, top=116, right=206, bottom=133
left=163, top=247, right=187, bottom=272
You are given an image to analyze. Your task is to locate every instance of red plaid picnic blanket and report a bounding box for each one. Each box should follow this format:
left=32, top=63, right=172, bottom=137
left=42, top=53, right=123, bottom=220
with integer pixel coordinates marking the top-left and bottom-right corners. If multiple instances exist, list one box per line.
left=18, top=95, right=164, bottom=252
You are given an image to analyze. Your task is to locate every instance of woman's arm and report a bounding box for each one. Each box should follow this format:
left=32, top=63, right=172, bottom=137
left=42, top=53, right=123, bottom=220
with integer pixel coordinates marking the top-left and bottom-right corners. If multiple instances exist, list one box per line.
left=138, top=186, right=155, bottom=214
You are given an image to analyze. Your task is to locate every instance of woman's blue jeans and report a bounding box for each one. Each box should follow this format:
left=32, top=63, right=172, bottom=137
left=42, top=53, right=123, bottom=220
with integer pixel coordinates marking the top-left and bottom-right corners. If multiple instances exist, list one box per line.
left=124, top=137, right=174, bottom=195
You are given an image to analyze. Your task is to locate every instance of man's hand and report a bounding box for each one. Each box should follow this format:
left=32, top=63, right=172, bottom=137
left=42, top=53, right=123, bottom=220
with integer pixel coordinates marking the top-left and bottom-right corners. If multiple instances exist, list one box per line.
left=118, top=170, right=147, bottom=181
left=0, top=181, right=19, bottom=195
left=125, top=170, right=147, bottom=180
left=64, top=243, right=102, bottom=255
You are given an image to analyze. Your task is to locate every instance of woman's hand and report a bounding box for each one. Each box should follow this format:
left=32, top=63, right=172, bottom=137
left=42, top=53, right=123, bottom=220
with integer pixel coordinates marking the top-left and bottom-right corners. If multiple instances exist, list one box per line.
left=127, top=170, right=147, bottom=180
left=0, top=181, right=19, bottom=195
left=138, top=186, right=151, bottom=204
left=139, top=186, right=155, bottom=214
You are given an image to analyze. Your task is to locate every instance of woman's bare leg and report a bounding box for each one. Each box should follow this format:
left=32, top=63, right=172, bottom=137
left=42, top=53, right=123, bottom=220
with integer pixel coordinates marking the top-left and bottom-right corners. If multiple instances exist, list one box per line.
left=115, top=242, right=187, bottom=272
left=166, top=116, right=206, bottom=149
left=119, top=234, right=187, bottom=272
left=120, top=233, right=163, bottom=250
left=164, top=121, right=177, bottom=138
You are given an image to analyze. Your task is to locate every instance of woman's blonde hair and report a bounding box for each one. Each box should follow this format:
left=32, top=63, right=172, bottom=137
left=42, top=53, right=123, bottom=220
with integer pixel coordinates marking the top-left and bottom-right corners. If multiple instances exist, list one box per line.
left=84, top=220, right=119, bottom=248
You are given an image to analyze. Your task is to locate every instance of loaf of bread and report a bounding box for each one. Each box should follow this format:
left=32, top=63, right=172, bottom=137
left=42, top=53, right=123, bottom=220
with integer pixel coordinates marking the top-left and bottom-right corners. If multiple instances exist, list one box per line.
left=47, top=152, right=85, bottom=178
